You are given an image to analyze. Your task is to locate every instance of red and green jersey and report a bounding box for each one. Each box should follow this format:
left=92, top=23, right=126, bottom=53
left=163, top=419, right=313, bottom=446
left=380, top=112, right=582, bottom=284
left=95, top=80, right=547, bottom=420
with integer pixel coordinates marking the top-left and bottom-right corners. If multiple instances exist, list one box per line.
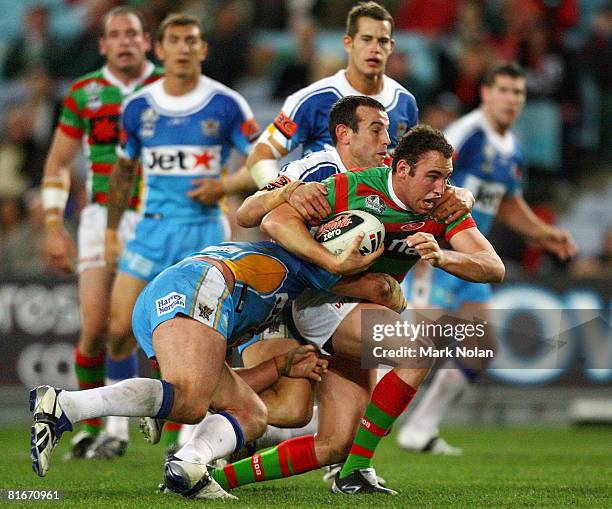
left=322, top=166, right=476, bottom=281
left=57, top=62, right=164, bottom=210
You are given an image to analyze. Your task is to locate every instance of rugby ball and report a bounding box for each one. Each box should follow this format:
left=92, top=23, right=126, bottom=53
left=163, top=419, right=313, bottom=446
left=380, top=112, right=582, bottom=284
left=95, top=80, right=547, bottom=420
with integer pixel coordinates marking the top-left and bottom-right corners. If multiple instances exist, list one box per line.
left=314, top=210, right=385, bottom=256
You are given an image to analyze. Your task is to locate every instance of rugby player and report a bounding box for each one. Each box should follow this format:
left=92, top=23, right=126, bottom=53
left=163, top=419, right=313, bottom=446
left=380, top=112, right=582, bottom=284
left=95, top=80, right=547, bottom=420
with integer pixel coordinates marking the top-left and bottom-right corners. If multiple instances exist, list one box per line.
left=41, top=6, right=163, bottom=459
left=30, top=234, right=411, bottom=499
left=397, top=63, right=576, bottom=454
left=100, top=13, right=260, bottom=456
left=192, top=1, right=419, bottom=203
left=230, top=96, right=474, bottom=455
left=197, top=126, right=505, bottom=495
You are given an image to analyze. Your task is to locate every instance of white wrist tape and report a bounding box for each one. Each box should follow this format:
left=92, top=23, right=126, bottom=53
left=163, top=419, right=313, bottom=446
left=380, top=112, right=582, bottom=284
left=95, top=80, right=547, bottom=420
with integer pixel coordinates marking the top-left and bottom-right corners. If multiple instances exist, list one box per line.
left=42, top=187, right=69, bottom=211
left=250, top=159, right=280, bottom=188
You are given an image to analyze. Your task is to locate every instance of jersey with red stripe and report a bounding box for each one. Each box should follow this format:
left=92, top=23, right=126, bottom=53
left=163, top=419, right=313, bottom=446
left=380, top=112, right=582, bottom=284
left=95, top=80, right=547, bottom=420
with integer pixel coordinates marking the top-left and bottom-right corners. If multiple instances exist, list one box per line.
left=57, top=62, right=164, bottom=209
left=322, top=166, right=476, bottom=281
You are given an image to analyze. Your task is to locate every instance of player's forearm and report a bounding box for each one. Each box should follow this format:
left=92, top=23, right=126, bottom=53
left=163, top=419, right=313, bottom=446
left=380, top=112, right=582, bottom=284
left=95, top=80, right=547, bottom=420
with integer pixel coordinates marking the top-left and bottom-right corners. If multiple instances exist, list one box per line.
left=247, top=143, right=281, bottom=188
left=42, top=131, right=79, bottom=225
left=237, top=191, right=278, bottom=228
left=107, top=158, right=138, bottom=230
left=261, top=204, right=337, bottom=272
left=498, top=196, right=549, bottom=241
left=222, top=165, right=258, bottom=196
left=438, top=250, right=505, bottom=283
left=237, top=182, right=303, bottom=228
left=332, top=273, right=406, bottom=313
left=235, top=357, right=279, bottom=393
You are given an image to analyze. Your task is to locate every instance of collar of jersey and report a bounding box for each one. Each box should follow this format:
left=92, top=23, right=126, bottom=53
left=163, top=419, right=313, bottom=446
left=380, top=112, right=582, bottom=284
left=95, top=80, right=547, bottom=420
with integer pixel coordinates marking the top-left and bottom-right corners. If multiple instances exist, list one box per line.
left=476, top=109, right=516, bottom=156
left=337, top=70, right=394, bottom=106
left=146, top=76, right=216, bottom=116
left=331, top=148, right=349, bottom=173
left=387, top=169, right=409, bottom=210
left=102, top=61, right=155, bottom=96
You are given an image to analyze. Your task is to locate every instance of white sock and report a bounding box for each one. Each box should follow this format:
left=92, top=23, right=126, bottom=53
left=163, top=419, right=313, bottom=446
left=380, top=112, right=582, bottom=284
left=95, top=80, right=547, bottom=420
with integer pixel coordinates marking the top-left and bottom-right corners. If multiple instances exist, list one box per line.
left=58, top=378, right=164, bottom=424
left=178, top=423, right=196, bottom=447
left=103, top=378, right=130, bottom=441
left=399, top=364, right=469, bottom=442
left=175, top=414, right=237, bottom=465
left=257, top=406, right=319, bottom=450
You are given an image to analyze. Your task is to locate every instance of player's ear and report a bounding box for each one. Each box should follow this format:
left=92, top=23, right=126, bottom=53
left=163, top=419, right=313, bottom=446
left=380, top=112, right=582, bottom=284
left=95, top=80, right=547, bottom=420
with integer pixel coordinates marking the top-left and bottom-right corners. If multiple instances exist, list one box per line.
left=98, top=36, right=107, bottom=57
left=395, top=159, right=410, bottom=177
left=342, top=34, right=353, bottom=52
left=143, top=32, right=152, bottom=53
left=154, top=40, right=164, bottom=61
left=200, top=40, right=208, bottom=62
left=335, top=123, right=350, bottom=144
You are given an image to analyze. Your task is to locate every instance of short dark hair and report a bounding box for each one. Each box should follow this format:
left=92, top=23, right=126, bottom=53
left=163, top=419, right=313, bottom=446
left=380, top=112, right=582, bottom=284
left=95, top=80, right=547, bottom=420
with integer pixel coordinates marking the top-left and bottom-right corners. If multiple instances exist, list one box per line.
left=157, top=13, right=204, bottom=42
left=102, top=6, right=146, bottom=36
left=483, top=62, right=525, bottom=87
left=346, top=1, right=394, bottom=38
left=392, top=125, right=453, bottom=172
left=328, top=95, right=386, bottom=145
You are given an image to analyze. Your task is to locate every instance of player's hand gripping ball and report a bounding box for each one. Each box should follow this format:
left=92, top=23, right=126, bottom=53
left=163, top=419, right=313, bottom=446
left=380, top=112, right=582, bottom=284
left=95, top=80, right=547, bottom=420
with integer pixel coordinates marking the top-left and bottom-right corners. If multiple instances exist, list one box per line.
left=315, top=210, right=385, bottom=256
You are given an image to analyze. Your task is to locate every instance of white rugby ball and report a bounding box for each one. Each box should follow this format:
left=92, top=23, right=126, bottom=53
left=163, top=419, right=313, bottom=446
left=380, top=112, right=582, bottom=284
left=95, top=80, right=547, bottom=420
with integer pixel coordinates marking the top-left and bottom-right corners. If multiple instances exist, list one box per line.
left=314, top=210, right=385, bottom=256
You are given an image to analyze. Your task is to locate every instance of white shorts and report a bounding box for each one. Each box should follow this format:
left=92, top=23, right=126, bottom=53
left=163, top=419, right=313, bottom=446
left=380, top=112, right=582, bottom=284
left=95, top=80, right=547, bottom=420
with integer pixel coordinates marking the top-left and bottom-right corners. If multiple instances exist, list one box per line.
left=291, top=289, right=360, bottom=352
left=77, top=204, right=141, bottom=273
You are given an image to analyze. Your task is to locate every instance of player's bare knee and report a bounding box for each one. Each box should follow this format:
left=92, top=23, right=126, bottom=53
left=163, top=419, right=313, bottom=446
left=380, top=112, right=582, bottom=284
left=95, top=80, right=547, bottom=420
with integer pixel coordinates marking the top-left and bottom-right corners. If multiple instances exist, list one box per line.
left=282, top=398, right=313, bottom=428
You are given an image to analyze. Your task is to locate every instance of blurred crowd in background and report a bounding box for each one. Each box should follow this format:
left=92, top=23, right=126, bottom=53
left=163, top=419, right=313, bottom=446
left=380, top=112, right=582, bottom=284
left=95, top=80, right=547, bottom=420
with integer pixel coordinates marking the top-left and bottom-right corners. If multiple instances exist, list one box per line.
left=0, top=0, right=609, bottom=280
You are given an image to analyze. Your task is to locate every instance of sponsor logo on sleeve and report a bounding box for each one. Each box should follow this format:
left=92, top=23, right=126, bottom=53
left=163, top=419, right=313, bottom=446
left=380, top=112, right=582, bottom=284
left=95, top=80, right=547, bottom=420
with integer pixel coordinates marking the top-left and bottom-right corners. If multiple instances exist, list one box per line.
left=155, top=292, right=186, bottom=316
left=241, top=118, right=261, bottom=142
left=273, top=112, right=298, bottom=139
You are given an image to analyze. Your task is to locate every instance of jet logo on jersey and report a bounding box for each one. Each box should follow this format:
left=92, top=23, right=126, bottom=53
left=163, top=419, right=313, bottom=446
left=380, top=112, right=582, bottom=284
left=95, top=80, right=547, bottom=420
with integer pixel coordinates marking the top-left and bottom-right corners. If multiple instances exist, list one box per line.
left=142, top=146, right=222, bottom=175
left=365, top=195, right=386, bottom=214
left=140, top=108, right=159, bottom=138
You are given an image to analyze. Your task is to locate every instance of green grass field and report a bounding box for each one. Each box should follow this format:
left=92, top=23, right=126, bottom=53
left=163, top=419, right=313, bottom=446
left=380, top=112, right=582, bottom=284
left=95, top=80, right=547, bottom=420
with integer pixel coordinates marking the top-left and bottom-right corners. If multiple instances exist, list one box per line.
left=1, top=424, right=611, bottom=508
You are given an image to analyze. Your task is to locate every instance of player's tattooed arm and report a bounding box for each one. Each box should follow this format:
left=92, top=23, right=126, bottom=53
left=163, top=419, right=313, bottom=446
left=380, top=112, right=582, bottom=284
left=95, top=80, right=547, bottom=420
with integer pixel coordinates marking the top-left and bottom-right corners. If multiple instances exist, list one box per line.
left=105, top=157, right=138, bottom=269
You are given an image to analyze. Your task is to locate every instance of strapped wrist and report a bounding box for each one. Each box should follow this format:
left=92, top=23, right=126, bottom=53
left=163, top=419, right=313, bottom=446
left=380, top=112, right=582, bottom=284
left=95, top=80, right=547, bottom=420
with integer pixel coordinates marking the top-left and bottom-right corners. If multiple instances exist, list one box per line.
left=273, top=354, right=287, bottom=378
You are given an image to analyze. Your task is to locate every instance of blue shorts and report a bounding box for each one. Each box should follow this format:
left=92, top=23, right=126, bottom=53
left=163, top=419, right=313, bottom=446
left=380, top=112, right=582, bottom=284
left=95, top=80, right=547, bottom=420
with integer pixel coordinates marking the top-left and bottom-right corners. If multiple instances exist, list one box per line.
left=403, top=267, right=491, bottom=310
left=132, top=258, right=235, bottom=359
left=119, top=215, right=229, bottom=282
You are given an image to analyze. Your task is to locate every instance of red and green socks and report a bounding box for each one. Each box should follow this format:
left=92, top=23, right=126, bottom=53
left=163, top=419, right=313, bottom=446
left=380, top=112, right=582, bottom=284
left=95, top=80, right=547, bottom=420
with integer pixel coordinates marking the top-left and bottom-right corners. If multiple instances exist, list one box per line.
left=74, top=347, right=105, bottom=436
left=339, top=371, right=416, bottom=478
left=211, top=435, right=319, bottom=490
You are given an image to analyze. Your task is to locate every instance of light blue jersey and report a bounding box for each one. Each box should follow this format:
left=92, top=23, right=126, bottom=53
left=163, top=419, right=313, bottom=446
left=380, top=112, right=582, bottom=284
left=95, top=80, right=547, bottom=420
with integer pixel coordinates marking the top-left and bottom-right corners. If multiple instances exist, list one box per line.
left=261, top=70, right=418, bottom=157
left=119, top=76, right=259, bottom=221
left=403, top=108, right=524, bottom=309
left=132, top=241, right=340, bottom=358
left=117, top=76, right=259, bottom=281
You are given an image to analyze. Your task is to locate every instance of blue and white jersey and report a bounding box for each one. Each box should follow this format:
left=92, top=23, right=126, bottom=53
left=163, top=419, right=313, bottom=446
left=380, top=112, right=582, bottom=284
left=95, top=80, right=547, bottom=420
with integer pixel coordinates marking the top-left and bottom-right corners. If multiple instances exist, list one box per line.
left=278, top=148, right=347, bottom=184
left=445, top=109, right=524, bottom=235
left=119, top=76, right=260, bottom=221
left=263, top=70, right=418, bottom=157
